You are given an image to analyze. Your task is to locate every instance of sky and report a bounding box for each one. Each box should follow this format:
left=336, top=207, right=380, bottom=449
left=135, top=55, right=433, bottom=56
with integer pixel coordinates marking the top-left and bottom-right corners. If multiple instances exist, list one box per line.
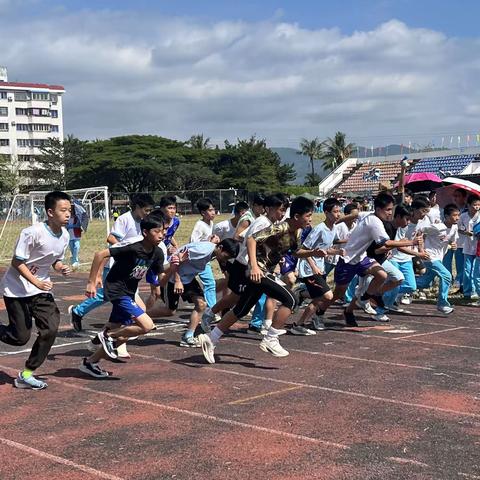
left=1, top=0, right=480, bottom=148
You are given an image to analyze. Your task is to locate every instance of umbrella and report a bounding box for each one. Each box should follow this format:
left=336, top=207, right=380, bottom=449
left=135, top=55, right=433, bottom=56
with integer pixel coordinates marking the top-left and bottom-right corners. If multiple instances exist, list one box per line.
left=435, top=177, right=480, bottom=207
left=402, top=172, right=443, bottom=193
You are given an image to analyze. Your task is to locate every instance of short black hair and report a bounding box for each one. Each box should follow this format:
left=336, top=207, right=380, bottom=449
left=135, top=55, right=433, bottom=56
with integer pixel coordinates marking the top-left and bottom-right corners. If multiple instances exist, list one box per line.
left=444, top=203, right=460, bottom=217
left=290, top=196, right=314, bottom=218
left=253, top=194, right=265, bottom=206
left=233, top=201, right=250, bottom=215
left=394, top=204, right=411, bottom=218
left=467, top=194, right=480, bottom=205
left=264, top=194, right=286, bottom=209
left=323, top=197, right=341, bottom=213
left=411, top=197, right=430, bottom=210
left=140, top=213, right=166, bottom=231
left=344, top=202, right=358, bottom=215
left=159, top=196, right=177, bottom=208
left=404, top=189, right=413, bottom=198
left=45, top=191, right=71, bottom=211
left=131, top=193, right=154, bottom=209
left=274, top=192, right=290, bottom=208
left=374, top=192, right=395, bottom=210
left=218, top=238, right=240, bottom=258
left=428, top=190, right=437, bottom=198
left=197, top=197, right=214, bottom=213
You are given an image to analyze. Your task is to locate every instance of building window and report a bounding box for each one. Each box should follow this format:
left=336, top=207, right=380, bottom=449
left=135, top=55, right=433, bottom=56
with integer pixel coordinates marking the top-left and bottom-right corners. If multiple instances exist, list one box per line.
left=32, top=92, right=49, bottom=101
left=18, top=155, right=37, bottom=162
left=0, top=91, right=6, bottom=99
left=15, top=107, right=26, bottom=115
left=0, top=123, right=8, bottom=131
left=0, top=139, right=9, bottom=146
left=50, top=93, right=58, bottom=103
left=51, top=125, right=59, bottom=132
left=14, top=91, right=31, bottom=101
left=50, top=110, right=58, bottom=118
left=17, top=139, right=46, bottom=148
left=17, top=123, right=52, bottom=132
left=0, top=106, right=7, bottom=116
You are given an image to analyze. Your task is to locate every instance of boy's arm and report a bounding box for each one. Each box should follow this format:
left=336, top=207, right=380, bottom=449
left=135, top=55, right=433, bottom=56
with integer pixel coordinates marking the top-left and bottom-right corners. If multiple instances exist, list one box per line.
left=85, top=248, right=111, bottom=297
left=11, top=258, right=53, bottom=291
left=52, top=259, right=71, bottom=276
left=246, top=236, right=262, bottom=283
left=234, top=219, right=251, bottom=241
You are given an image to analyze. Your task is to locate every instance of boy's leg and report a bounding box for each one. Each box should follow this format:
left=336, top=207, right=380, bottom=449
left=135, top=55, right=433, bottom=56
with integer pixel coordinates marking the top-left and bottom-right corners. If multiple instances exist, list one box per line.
left=455, top=248, right=464, bottom=286
left=380, top=260, right=404, bottom=310
left=344, top=276, right=358, bottom=304
left=70, top=239, right=80, bottom=265
left=249, top=294, right=266, bottom=330
left=473, top=257, right=480, bottom=297
left=429, top=260, right=452, bottom=308
left=198, top=263, right=217, bottom=308
left=398, top=261, right=417, bottom=294
left=463, top=254, right=475, bottom=298
left=0, top=297, right=33, bottom=347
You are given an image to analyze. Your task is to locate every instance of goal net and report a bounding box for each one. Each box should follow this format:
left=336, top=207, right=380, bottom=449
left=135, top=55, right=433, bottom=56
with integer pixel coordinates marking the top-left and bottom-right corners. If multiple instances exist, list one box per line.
left=0, top=186, right=110, bottom=267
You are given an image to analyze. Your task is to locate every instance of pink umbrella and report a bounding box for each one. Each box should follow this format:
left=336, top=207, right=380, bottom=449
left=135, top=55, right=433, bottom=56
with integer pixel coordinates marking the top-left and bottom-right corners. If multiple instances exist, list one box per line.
left=397, top=172, right=443, bottom=192
left=435, top=177, right=480, bottom=207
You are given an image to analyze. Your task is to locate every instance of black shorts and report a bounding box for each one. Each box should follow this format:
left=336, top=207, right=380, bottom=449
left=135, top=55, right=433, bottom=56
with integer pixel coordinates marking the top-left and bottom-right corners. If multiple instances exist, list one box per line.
left=301, top=274, right=331, bottom=299
left=227, top=260, right=249, bottom=295
left=165, top=278, right=204, bottom=311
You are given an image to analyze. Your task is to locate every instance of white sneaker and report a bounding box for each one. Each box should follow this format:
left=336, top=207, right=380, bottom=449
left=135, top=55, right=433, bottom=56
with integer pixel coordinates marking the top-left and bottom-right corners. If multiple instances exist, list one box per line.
left=116, top=342, right=131, bottom=359
left=387, top=305, right=406, bottom=313
left=470, top=300, right=480, bottom=307
left=71, top=262, right=80, bottom=271
left=417, top=291, right=427, bottom=300
left=311, top=315, right=326, bottom=331
left=201, top=308, right=216, bottom=333
left=290, top=324, right=316, bottom=336
left=260, top=319, right=272, bottom=336
left=373, top=313, right=390, bottom=322
left=437, top=305, right=454, bottom=315
left=356, top=299, right=377, bottom=315
left=471, top=294, right=479, bottom=301
left=259, top=336, right=289, bottom=357
left=400, top=294, right=412, bottom=305
left=198, top=333, right=216, bottom=364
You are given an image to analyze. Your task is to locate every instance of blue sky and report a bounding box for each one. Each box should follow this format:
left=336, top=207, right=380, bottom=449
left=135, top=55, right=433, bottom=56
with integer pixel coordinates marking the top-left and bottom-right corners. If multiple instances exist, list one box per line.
left=2, top=0, right=480, bottom=148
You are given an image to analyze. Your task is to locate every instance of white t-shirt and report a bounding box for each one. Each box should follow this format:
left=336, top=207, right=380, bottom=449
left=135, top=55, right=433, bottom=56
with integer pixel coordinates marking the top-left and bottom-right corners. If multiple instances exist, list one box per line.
left=390, top=227, right=412, bottom=263
left=326, top=222, right=353, bottom=266
left=1, top=222, right=69, bottom=298
left=341, top=214, right=390, bottom=265
left=459, top=211, right=479, bottom=256
left=191, top=220, right=213, bottom=242
left=170, top=242, right=216, bottom=284
left=213, top=219, right=235, bottom=241
left=236, top=215, right=272, bottom=266
left=426, top=204, right=442, bottom=224
left=422, top=223, right=459, bottom=261
left=110, top=211, right=141, bottom=242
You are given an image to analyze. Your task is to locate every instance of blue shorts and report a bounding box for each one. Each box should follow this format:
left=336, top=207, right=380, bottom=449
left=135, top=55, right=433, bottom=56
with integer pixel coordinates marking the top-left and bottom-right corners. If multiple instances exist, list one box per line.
left=280, top=254, right=298, bottom=275
left=146, top=268, right=160, bottom=286
left=334, top=257, right=376, bottom=286
left=109, top=296, right=145, bottom=325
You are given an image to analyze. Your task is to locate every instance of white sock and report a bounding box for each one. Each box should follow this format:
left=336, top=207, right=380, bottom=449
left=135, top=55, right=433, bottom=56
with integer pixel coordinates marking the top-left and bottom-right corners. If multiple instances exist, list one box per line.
left=262, top=318, right=272, bottom=329
left=266, top=326, right=283, bottom=339
left=210, top=326, right=224, bottom=345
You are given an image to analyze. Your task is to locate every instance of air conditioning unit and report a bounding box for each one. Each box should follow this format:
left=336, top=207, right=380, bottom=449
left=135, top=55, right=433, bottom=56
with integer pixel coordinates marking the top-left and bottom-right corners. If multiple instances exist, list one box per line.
left=11, top=121, right=15, bottom=126
left=7, top=97, right=12, bottom=102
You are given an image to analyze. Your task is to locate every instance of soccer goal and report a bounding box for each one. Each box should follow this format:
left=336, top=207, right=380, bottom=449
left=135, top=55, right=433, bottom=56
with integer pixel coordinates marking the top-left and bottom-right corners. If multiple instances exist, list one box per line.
left=0, top=186, right=110, bottom=267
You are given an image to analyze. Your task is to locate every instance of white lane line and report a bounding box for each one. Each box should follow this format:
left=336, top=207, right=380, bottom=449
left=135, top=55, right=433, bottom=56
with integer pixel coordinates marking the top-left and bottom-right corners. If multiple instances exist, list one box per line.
left=0, top=436, right=126, bottom=480
left=387, top=456, right=429, bottom=467
left=0, top=363, right=348, bottom=450
left=133, top=353, right=480, bottom=419
left=395, top=326, right=466, bottom=340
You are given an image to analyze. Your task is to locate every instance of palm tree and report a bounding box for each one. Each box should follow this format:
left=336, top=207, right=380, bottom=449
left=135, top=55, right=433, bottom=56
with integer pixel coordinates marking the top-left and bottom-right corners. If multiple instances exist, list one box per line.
left=322, top=132, right=355, bottom=171
left=298, top=137, right=324, bottom=183
left=188, top=134, right=211, bottom=149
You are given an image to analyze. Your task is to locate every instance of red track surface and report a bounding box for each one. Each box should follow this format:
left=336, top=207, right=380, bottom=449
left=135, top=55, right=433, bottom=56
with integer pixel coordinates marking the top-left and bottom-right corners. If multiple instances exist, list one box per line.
left=1, top=272, right=479, bottom=479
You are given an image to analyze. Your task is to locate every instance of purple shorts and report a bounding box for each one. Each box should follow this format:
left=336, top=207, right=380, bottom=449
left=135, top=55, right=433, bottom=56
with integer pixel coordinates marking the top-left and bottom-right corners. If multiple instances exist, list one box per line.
left=334, top=257, right=376, bottom=286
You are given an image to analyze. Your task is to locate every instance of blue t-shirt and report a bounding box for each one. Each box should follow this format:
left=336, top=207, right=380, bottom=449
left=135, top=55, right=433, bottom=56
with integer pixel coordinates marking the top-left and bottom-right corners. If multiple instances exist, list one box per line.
left=164, top=217, right=180, bottom=247
left=170, top=242, right=215, bottom=284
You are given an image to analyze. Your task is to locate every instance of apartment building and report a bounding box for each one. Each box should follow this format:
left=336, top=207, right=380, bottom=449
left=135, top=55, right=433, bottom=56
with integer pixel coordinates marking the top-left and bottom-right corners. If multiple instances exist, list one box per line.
left=0, top=66, right=65, bottom=187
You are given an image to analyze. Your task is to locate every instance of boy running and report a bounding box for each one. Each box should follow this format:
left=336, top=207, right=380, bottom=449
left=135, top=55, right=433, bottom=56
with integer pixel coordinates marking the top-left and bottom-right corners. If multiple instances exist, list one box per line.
left=0, top=191, right=71, bottom=390
left=80, top=214, right=167, bottom=377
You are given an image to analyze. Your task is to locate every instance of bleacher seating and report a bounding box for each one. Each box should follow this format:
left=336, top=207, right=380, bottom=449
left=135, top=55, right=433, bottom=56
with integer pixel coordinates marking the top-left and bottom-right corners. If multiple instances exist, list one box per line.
left=334, top=161, right=402, bottom=195
left=410, top=154, right=479, bottom=175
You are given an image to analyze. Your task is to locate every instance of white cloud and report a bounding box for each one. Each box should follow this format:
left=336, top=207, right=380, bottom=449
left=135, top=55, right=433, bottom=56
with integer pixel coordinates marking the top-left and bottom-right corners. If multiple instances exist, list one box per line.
left=1, top=6, right=479, bottom=147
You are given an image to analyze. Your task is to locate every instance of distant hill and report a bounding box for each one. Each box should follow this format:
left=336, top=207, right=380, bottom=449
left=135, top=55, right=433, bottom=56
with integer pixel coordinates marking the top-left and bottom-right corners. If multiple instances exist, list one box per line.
left=272, top=147, right=330, bottom=185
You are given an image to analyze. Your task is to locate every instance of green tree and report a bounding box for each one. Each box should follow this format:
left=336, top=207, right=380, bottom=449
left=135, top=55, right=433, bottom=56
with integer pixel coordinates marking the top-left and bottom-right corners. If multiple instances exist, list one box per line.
left=36, top=134, right=86, bottom=189
left=0, top=154, right=18, bottom=194
left=322, top=131, right=355, bottom=171
left=298, top=137, right=324, bottom=186
left=188, top=134, right=211, bottom=149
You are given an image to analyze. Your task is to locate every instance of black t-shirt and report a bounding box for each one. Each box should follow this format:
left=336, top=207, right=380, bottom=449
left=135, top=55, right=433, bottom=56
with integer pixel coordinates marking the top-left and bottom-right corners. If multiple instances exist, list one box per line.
left=366, top=221, right=397, bottom=264
left=104, top=241, right=164, bottom=301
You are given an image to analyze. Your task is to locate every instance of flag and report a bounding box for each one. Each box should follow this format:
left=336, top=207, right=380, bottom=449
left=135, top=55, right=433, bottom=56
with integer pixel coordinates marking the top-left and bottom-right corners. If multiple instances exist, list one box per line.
left=371, top=145, right=374, bottom=156
left=467, top=135, right=470, bottom=146
left=457, top=136, right=461, bottom=147
left=477, top=134, right=480, bottom=145
left=408, top=141, right=411, bottom=151
left=450, top=136, right=454, bottom=146
left=400, top=143, right=403, bottom=154
left=441, top=137, right=445, bottom=148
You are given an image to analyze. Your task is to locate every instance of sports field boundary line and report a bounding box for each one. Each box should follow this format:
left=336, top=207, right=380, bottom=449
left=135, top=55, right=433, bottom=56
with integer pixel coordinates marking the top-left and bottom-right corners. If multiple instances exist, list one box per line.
left=0, top=436, right=126, bottom=480
left=0, top=363, right=349, bottom=451
left=394, top=326, right=466, bottom=339
left=133, top=353, right=480, bottom=419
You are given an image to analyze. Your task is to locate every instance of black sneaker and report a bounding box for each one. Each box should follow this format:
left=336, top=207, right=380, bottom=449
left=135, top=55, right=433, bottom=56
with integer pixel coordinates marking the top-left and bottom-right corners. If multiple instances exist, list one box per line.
left=97, top=330, right=118, bottom=359
left=68, top=305, right=83, bottom=332
left=79, top=358, right=110, bottom=378
left=344, top=309, right=358, bottom=327
left=362, top=293, right=385, bottom=309
left=248, top=324, right=262, bottom=334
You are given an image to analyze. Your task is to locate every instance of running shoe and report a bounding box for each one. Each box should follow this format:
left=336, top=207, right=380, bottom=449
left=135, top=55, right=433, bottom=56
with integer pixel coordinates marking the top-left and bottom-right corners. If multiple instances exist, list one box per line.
left=356, top=298, right=376, bottom=315
left=290, top=324, right=316, bottom=336
left=201, top=308, right=215, bottom=333
left=259, top=336, right=289, bottom=357
left=373, top=313, right=390, bottom=322
left=437, top=305, right=454, bottom=315
left=386, top=305, right=406, bottom=313
left=198, top=333, right=216, bottom=364
left=87, top=335, right=101, bottom=352
left=399, top=294, right=412, bottom=305
left=180, top=333, right=200, bottom=348
left=97, top=330, right=118, bottom=359
left=79, top=358, right=110, bottom=378
left=116, top=342, right=131, bottom=359
left=14, top=372, right=47, bottom=390
left=311, top=315, right=326, bottom=331
left=68, top=305, right=83, bottom=333
left=343, top=309, right=358, bottom=327
left=260, top=319, right=272, bottom=336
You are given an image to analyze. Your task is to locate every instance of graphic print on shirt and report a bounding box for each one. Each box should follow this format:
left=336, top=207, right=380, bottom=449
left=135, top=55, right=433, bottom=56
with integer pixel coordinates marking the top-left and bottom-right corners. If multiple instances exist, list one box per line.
left=130, top=259, right=150, bottom=280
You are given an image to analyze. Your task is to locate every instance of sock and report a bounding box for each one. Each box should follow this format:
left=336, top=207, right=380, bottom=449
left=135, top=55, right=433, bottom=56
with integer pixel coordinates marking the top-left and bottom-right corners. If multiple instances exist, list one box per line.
left=21, top=369, right=33, bottom=379
left=266, top=326, right=284, bottom=339
left=210, top=326, right=224, bottom=345
left=262, top=318, right=272, bottom=329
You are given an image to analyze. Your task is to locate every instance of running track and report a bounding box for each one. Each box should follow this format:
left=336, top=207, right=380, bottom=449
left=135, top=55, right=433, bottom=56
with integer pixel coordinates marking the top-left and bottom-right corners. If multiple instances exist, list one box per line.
left=0, top=272, right=479, bottom=479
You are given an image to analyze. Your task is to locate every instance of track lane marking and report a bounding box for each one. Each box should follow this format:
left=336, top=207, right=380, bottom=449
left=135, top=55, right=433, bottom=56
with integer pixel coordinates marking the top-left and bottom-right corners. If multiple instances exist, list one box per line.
left=394, top=326, right=466, bottom=340
left=228, top=386, right=304, bottom=405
